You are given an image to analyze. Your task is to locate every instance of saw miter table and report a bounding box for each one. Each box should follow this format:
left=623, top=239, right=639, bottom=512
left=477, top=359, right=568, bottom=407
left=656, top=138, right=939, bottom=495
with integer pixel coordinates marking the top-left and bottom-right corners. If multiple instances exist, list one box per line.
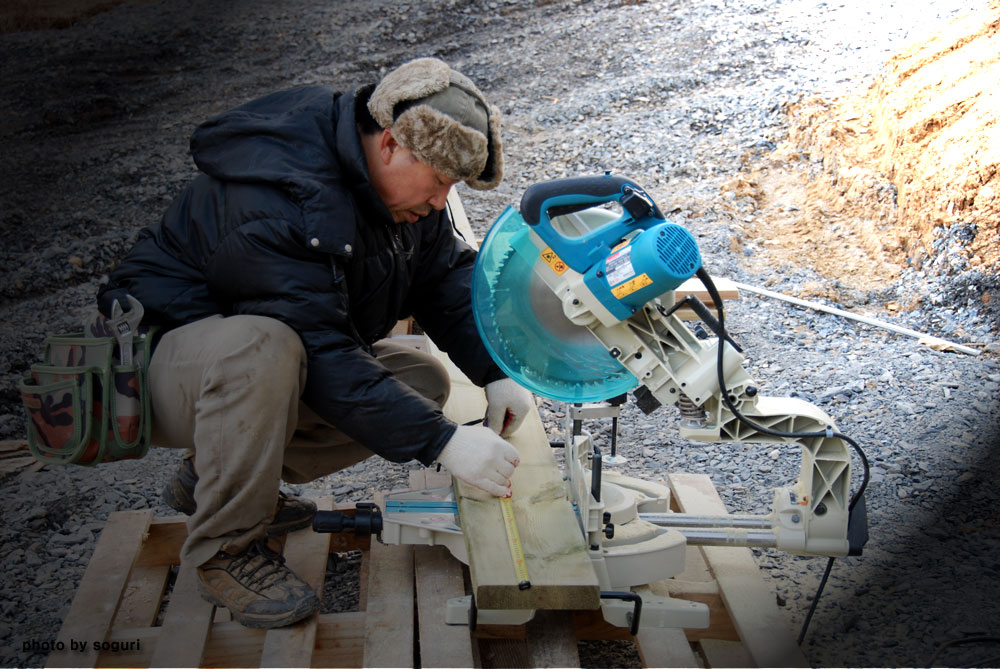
left=314, top=176, right=870, bottom=648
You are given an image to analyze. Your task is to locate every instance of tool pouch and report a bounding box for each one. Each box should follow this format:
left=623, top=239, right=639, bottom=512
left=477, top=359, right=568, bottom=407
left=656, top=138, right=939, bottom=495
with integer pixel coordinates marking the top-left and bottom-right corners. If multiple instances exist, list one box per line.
left=18, top=310, right=159, bottom=466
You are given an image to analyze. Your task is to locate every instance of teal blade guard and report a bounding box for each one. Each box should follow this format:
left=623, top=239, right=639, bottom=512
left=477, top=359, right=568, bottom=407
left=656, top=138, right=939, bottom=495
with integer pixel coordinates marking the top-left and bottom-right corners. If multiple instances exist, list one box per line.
left=472, top=206, right=638, bottom=402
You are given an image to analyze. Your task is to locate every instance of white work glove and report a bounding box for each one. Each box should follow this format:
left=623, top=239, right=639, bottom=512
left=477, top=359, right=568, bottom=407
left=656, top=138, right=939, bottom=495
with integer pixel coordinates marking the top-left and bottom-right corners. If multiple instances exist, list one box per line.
left=484, top=378, right=534, bottom=438
left=436, top=425, right=521, bottom=497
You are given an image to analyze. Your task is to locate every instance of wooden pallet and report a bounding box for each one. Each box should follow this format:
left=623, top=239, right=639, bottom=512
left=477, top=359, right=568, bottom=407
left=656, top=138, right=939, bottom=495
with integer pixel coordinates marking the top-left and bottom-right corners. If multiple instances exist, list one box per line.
left=45, top=470, right=804, bottom=669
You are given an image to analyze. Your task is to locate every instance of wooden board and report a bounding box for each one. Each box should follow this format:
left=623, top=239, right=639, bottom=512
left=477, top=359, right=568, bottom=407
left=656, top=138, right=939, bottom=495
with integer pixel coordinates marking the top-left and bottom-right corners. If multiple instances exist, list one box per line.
left=414, top=546, right=476, bottom=668
left=675, top=276, right=739, bottom=306
left=635, top=627, right=699, bottom=668
left=362, top=493, right=415, bottom=668
left=111, top=564, right=171, bottom=631
left=46, top=509, right=153, bottom=668
left=432, top=344, right=600, bottom=611
left=699, top=638, right=755, bottom=668
left=669, top=473, right=807, bottom=668
left=148, top=560, right=214, bottom=667
left=97, top=613, right=365, bottom=668
left=260, top=497, right=334, bottom=667
left=406, top=469, right=476, bottom=668
left=525, top=610, right=580, bottom=668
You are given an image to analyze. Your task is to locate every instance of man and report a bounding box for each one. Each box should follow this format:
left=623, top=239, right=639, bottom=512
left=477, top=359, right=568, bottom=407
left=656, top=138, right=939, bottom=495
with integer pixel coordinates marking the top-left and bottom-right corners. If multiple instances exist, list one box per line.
left=99, top=58, right=534, bottom=628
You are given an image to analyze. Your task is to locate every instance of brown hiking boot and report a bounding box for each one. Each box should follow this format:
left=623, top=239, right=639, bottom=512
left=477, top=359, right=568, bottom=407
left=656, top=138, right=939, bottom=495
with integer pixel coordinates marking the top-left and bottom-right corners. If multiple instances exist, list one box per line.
left=197, top=539, right=320, bottom=628
left=162, top=455, right=316, bottom=535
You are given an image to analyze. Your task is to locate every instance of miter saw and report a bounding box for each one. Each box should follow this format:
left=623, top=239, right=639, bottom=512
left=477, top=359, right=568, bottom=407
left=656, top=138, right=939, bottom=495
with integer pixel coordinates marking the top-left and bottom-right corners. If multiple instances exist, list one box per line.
left=315, top=174, right=868, bottom=632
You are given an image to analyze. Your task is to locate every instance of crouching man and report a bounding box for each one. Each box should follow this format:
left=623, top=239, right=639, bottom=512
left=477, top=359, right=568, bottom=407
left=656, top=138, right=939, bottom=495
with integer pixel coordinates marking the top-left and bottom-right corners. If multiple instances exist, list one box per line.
left=99, top=57, right=533, bottom=628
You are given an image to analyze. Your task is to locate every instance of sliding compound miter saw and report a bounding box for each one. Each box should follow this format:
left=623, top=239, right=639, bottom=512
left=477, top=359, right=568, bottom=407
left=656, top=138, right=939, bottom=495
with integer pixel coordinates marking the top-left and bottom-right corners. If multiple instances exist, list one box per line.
left=315, top=174, right=868, bottom=632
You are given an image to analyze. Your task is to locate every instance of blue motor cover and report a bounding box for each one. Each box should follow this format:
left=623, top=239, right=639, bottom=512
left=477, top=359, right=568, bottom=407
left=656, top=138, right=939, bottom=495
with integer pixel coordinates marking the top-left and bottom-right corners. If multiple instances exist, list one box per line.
left=584, top=222, right=702, bottom=321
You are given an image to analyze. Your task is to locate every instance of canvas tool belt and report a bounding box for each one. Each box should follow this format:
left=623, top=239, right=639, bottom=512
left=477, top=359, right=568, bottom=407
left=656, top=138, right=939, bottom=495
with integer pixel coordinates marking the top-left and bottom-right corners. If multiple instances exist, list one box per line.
left=19, top=295, right=159, bottom=466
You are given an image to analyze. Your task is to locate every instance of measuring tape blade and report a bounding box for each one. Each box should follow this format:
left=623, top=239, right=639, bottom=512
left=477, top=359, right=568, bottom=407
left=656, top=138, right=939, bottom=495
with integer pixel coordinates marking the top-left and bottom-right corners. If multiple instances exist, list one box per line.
left=500, top=496, right=531, bottom=590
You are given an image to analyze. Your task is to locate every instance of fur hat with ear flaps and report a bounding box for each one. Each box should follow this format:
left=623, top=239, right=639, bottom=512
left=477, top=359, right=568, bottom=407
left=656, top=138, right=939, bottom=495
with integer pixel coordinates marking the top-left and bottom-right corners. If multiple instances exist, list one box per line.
left=368, top=58, right=503, bottom=190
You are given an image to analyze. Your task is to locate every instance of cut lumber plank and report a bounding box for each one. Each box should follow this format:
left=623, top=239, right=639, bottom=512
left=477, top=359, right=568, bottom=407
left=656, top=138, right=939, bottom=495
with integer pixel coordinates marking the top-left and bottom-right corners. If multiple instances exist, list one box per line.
left=526, top=610, right=580, bottom=668
left=432, top=341, right=600, bottom=611
left=363, top=493, right=415, bottom=668
left=414, top=546, right=475, bottom=668
left=699, top=638, right=755, bottom=668
left=357, top=550, right=370, bottom=612
left=635, top=627, right=699, bottom=668
left=0, top=438, right=28, bottom=452
left=134, top=515, right=186, bottom=568
left=676, top=276, right=739, bottom=306
left=310, top=612, right=368, bottom=668
left=112, top=564, right=171, bottom=631
left=476, top=638, right=532, bottom=669
left=98, top=613, right=366, bottom=668
left=669, top=473, right=807, bottom=668
left=46, top=509, right=153, bottom=668
left=260, top=497, right=334, bottom=667
left=407, top=467, right=476, bottom=667
left=148, top=560, right=215, bottom=667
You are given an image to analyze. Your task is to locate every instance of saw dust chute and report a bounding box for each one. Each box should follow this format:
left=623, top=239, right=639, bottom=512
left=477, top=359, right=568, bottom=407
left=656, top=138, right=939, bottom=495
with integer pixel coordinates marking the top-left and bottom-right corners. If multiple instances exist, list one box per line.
left=731, top=2, right=1000, bottom=302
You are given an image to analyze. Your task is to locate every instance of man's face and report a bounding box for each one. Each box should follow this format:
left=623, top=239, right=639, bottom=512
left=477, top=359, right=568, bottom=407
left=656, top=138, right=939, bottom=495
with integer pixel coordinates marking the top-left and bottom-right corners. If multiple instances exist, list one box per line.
left=369, top=130, right=459, bottom=223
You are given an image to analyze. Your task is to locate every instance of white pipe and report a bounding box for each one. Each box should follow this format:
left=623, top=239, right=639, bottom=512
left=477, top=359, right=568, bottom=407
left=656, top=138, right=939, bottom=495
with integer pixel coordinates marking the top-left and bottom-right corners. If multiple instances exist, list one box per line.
left=731, top=281, right=980, bottom=356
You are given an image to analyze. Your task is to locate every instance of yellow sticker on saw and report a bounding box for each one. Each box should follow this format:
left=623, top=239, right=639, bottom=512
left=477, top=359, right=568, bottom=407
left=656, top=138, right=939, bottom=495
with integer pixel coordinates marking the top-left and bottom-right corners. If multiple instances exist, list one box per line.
left=611, top=273, right=653, bottom=299
left=540, top=247, right=569, bottom=275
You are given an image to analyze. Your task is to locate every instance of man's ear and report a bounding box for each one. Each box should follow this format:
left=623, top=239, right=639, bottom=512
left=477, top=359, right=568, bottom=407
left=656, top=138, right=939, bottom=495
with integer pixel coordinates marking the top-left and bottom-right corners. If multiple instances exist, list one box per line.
left=378, top=129, right=399, bottom=165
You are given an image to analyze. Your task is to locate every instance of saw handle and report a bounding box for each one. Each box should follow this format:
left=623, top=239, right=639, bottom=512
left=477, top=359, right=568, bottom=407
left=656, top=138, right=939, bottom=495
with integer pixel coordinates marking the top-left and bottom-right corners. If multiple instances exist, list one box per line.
left=519, top=175, right=666, bottom=273
left=521, top=175, right=638, bottom=225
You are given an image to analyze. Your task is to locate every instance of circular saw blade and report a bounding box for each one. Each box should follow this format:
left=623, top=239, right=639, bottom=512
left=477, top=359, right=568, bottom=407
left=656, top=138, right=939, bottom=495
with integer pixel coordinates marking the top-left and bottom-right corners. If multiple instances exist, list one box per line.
left=472, top=207, right=638, bottom=402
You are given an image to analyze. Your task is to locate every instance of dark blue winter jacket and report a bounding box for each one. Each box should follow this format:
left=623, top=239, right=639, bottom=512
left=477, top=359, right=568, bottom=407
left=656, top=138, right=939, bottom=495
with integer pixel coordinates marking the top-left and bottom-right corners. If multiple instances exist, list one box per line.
left=101, top=85, right=504, bottom=465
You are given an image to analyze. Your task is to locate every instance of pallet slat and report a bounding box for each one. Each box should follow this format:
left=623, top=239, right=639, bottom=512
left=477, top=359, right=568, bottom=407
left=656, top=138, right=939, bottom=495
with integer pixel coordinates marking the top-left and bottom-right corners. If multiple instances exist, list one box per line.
left=260, top=497, right=334, bottom=667
left=47, top=509, right=153, bottom=669
left=414, top=546, right=475, bottom=668
left=98, top=613, right=365, bottom=668
left=668, top=473, right=807, bottom=668
left=699, top=638, right=755, bottom=668
left=525, top=610, right=580, bottom=668
left=148, top=561, right=214, bottom=667
left=636, top=627, right=699, bottom=668
left=111, top=564, right=171, bottom=631
left=363, top=493, right=415, bottom=668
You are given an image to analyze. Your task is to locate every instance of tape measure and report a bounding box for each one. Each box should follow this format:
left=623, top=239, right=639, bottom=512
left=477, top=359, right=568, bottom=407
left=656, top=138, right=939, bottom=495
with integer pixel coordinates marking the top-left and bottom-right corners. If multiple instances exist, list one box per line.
left=500, top=495, right=531, bottom=590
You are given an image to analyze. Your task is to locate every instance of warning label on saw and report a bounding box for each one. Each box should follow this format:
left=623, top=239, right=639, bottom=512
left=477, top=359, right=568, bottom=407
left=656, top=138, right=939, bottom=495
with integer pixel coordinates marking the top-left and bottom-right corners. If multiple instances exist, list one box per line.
left=611, top=273, right=653, bottom=298
left=605, top=245, right=636, bottom=286
left=541, top=247, right=568, bottom=275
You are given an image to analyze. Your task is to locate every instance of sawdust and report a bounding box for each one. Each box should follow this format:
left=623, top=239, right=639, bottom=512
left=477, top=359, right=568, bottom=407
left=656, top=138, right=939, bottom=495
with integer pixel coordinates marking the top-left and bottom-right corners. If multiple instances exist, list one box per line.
left=730, top=2, right=1000, bottom=296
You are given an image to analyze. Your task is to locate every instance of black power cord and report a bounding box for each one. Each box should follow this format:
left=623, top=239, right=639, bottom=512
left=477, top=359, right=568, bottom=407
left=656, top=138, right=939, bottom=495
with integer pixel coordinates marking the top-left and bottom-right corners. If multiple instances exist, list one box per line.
left=692, top=267, right=871, bottom=645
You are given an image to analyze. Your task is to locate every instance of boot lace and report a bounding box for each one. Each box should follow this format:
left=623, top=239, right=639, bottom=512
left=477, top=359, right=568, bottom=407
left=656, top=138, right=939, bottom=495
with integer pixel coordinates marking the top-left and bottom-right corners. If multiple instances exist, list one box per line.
left=227, top=539, right=288, bottom=590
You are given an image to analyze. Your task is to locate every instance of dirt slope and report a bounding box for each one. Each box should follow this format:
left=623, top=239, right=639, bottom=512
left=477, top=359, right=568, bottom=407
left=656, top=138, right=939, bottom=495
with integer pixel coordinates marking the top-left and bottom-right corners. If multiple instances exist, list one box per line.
left=735, top=1, right=999, bottom=306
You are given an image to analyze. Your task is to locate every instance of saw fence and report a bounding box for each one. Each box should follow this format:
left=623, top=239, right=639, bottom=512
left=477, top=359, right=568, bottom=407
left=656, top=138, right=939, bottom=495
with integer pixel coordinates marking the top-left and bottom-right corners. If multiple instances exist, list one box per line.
left=44, top=469, right=804, bottom=669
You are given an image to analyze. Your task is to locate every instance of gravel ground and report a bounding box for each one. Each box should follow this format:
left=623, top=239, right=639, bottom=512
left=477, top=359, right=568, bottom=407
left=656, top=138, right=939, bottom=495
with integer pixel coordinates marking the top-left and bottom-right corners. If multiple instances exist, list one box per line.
left=2, top=1, right=998, bottom=667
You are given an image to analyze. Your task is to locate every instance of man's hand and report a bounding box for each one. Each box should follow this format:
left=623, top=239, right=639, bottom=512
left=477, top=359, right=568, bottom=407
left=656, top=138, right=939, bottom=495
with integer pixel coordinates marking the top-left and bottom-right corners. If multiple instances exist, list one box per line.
left=484, top=378, right=534, bottom=438
left=436, top=425, right=520, bottom=497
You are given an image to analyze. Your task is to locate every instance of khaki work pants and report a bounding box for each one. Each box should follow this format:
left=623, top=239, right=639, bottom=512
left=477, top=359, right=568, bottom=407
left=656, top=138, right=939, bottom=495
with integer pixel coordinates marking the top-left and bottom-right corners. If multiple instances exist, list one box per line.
left=147, top=314, right=449, bottom=568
